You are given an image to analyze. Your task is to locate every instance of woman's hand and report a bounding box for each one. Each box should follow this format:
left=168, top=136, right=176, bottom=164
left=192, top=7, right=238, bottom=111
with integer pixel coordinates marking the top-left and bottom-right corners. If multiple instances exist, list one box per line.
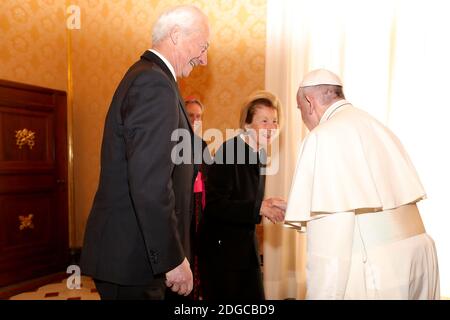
left=260, top=197, right=286, bottom=223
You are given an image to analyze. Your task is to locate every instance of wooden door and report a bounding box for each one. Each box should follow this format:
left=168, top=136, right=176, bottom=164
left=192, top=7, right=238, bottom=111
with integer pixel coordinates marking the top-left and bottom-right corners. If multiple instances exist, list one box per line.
left=0, top=80, right=68, bottom=287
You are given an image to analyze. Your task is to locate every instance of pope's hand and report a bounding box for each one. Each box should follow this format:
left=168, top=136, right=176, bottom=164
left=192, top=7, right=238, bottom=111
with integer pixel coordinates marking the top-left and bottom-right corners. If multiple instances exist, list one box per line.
left=270, top=197, right=287, bottom=211
left=260, top=198, right=286, bottom=223
left=165, top=258, right=193, bottom=296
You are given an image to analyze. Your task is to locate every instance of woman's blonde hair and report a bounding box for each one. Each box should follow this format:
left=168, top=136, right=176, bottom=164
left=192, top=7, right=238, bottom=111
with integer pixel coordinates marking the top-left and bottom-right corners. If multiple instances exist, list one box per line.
left=239, top=90, right=282, bottom=129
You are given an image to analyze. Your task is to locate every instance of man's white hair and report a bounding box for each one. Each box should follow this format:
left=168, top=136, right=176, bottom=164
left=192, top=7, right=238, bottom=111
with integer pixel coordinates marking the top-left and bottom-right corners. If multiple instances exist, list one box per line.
left=152, top=5, right=203, bottom=45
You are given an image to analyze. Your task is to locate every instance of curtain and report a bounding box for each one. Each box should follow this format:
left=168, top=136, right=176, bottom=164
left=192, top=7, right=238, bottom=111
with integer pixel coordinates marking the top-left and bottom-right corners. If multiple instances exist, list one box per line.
left=264, top=0, right=450, bottom=299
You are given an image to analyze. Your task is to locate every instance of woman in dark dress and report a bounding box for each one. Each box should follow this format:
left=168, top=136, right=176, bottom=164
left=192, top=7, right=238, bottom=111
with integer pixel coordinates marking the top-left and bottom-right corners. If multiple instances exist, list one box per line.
left=199, top=91, right=286, bottom=300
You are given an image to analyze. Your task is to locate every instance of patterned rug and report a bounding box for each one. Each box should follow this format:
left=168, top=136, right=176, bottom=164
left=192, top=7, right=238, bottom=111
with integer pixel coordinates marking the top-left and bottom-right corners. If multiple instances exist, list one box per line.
left=9, top=276, right=100, bottom=300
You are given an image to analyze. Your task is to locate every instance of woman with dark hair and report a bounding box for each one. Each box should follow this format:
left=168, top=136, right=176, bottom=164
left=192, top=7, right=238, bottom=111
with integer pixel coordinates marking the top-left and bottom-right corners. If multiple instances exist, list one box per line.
left=199, top=90, right=286, bottom=300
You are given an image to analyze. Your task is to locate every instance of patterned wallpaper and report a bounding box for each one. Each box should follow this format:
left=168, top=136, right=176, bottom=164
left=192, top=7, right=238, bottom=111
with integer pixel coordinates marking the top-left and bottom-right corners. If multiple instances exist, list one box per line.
left=0, top=0, right=67, bottom=91
left=0, top=0, right=267, bottom=247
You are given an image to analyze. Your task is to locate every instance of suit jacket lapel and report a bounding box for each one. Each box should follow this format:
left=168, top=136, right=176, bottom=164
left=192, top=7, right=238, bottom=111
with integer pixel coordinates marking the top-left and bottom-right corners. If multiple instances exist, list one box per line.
left=141, top=50, right=194, bottom=134
left=140, top=51, right=198, bottom=175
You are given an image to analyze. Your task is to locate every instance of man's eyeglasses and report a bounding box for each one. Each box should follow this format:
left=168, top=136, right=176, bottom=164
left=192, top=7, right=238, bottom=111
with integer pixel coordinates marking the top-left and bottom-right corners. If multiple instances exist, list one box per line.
left=200, top=42, right=209, bottom=54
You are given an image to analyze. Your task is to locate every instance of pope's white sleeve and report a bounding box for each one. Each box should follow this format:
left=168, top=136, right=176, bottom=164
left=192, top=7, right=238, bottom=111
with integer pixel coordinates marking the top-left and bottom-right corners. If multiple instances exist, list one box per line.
left=305, top=211, right=355, bottom=299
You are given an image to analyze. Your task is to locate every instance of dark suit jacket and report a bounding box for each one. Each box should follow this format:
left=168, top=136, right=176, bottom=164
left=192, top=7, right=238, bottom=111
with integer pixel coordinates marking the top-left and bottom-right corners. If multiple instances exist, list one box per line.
left=199, top=136, right=264, bottom=271
left=80, top=50, right=197, bottom=285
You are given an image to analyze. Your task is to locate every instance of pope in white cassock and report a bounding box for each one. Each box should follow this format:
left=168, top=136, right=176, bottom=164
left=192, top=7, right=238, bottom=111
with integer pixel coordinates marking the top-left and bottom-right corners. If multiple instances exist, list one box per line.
left=284, top=69, right=440, bottom=299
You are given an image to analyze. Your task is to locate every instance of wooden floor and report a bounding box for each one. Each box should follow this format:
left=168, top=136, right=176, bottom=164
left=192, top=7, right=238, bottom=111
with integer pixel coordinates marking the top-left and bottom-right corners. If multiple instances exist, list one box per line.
left=0, top=273, right=99, bottom=300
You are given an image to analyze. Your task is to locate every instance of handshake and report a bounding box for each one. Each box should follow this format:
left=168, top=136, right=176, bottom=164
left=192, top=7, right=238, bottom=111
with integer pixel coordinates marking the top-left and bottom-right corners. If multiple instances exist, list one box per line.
left=260, top=197, right=287, bottom=224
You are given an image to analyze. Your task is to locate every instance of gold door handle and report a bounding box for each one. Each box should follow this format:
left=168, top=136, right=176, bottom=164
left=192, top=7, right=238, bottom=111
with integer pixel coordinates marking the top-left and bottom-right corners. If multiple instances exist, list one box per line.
left=19, top=214, right=35, bottom=230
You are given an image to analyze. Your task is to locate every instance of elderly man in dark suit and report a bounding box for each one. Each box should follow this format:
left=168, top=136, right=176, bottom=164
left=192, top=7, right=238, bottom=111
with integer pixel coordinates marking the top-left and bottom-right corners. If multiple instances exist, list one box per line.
left=80, top=5, right=210, bottom=300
